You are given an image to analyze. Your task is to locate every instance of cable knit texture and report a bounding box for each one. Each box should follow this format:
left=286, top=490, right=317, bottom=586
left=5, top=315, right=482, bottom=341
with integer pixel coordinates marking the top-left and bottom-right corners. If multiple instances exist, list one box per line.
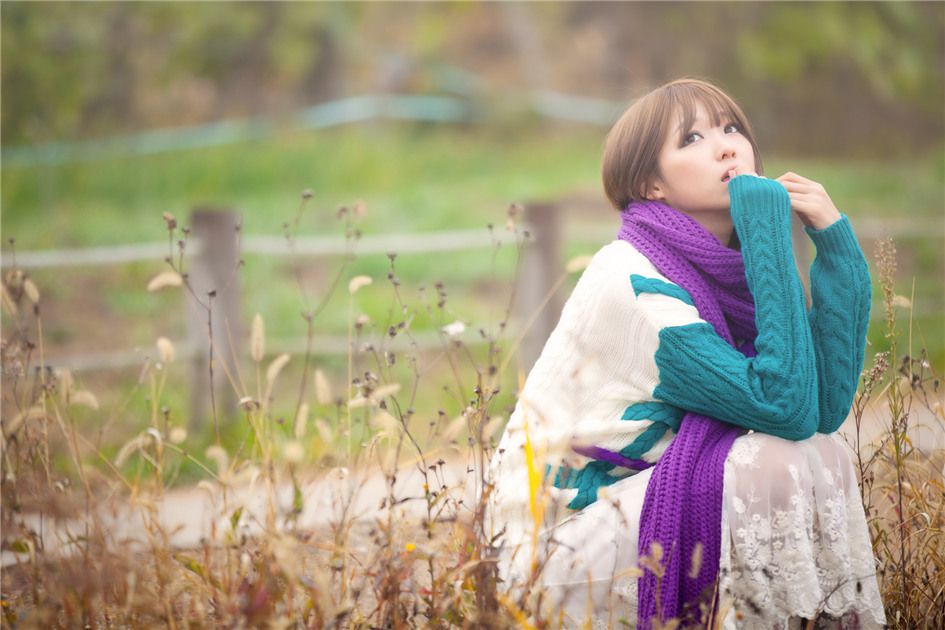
left=805, top=218, right=872, bottom=433
left=485, top=176, right=876, bottom=628
left=620, top=175, right=815, bottom=628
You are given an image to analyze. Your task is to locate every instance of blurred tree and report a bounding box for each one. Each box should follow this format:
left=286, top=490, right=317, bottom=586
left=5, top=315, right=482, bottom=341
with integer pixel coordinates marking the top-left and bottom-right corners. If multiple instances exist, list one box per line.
left=1, top=1, right=941, bottom=157
left=79, top=4, right=138, bottom=130
left=734, top=1, right=943, bottom=155
left=2, top=2, right=116, bottom=143
left=1, top=1, right=355, bottom=143
left=740, top=2, right=941, bottom=115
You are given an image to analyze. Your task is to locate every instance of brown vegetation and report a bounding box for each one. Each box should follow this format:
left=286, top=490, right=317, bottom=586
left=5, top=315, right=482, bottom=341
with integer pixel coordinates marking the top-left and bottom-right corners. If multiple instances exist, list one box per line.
left=1, top=213, right=942, bottom=628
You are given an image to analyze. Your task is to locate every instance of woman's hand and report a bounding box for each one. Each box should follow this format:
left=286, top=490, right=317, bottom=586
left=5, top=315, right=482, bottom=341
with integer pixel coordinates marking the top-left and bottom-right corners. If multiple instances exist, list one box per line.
left=774, top=172, right=842, bottom=230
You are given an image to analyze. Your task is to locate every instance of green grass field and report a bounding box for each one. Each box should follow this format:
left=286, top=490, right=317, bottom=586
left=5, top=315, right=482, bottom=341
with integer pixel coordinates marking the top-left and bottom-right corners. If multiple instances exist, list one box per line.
left=2, top=122, right=942, bottom=466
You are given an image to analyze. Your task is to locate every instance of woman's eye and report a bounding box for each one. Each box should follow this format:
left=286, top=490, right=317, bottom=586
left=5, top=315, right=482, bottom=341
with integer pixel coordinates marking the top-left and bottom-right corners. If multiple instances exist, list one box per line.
left=682, top=132, right=702, bottom=146
left=724, top=123, right=741, bottom=133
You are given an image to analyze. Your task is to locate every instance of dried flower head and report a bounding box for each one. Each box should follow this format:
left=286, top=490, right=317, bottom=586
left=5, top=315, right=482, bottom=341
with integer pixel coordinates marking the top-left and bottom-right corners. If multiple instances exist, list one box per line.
left=348, top=275, right=372, bottom=295
left=147, top=271, right=183, bottom=292
left=251, top=313, right=265, bottom=362
left=162, top=212, right=177, bottom=231
left=156, top=337, right=175, bottom=363
left=314, top=369, right=332, bottom=405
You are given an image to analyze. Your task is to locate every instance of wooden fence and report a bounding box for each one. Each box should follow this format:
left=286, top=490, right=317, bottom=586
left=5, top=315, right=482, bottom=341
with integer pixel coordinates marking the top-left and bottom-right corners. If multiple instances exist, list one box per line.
left=2, top=204, right=559, bottom=422
left=2, top=203, right=940, bottom=423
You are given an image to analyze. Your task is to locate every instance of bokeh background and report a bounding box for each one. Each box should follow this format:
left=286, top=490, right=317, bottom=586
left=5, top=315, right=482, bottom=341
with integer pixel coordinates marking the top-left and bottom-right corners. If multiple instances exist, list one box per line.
left=2, top=1, right=943, bottom=453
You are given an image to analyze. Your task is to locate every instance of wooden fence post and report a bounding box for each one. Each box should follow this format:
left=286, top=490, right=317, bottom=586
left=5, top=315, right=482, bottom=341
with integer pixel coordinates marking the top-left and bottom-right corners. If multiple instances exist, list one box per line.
left=186, top=208, right=241, bottom=427
left=514, top=203, right=808, bottom=377
left=517, top=202, right=564, bottom=373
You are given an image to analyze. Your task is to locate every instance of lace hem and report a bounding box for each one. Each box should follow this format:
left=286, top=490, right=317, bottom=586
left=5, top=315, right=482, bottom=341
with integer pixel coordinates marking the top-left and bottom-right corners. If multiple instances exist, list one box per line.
left=719, top=431, right=886, bottom=628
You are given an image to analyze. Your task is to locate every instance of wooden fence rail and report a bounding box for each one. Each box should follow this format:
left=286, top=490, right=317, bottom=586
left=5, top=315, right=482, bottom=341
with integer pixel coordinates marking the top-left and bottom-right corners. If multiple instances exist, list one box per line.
left=0, top=229, right=513, bottom=270
left=2, top=206, right=940, bottom=425
left=2, top=217, right=937, bottom=271
left=1, top=206, right=547, bottom=425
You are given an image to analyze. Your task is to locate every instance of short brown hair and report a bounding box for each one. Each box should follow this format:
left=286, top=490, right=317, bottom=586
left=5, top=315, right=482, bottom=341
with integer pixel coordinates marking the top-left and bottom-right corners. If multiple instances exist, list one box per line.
left=601, top=78, right=764, bottom=211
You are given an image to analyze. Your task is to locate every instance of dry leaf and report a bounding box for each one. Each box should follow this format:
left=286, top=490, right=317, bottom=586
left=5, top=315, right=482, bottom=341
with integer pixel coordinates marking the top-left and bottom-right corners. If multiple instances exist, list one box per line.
left=0, top=283, right=17, bottom=317
left=565, top=255, right=593, bottom=273
left=347, top=275, right=372, bottom=295
left=688, top=541, right=704, bottom=579
left=251, top=313, right=265, bottom=362
left=523, top=420, right=543, bottom=530
left=891, top=295, right=912, bottom=309
left=283, top=440, right=305, bottom=464
left=370, top=410, right=400, bottom=434
left=371, top=383, right=401, bottom=399
left=147, top=271, right=183, bottom=292
left=482, top=415, right=506, bottom=441
left=156, top=337, right=175, bottom=363
left=441, top=321, right=465, bottom=337
left=315, top=418, right=333, bottom=444
left=169, top=427, right=187, bottom=444
left=5, top=406, right=46, bottom=437
left=265, top=353, right=290, bottom=387
left=347, top=395, right=368, bottom=409
left=294, top=403, right=309, bottom=439
left=71, top=390, right=99, bottom=410
left=22, top=278, right=40, bottom=304
left=314, top=369, right=332, bottom=405
left=115, top=433, right=149, bottom=468
left=441, top=415, right=467, bottom=443
left=205, top=445, right=229, bottom=475
left=57, top=369, right=74, bottom=404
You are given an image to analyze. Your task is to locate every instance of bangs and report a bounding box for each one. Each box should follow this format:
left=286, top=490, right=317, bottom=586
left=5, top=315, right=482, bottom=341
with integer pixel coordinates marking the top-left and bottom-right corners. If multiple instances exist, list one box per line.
left=665, top=84, right=751, bottom=144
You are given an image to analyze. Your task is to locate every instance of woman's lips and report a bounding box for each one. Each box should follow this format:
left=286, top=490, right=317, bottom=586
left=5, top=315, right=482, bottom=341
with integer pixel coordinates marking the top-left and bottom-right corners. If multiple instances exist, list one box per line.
left=721, top=168, right=738, bottom=183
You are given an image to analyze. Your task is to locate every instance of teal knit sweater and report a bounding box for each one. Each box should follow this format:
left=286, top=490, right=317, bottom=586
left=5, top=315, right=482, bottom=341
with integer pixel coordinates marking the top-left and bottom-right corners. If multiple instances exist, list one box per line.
left=652, top=178, right=871, bottom=439
left=489, top=176, right=871, bottom=519
left=550, top=177, right=871, bottom=510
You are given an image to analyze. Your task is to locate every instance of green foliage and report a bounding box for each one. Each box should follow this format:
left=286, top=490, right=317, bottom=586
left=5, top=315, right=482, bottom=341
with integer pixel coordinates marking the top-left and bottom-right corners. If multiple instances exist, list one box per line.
left=1, top=125, right=601, bottom=247
left=3, top=124, right=942, bottom=370
left=739, top=2, right=941, bottom=113
left=2, top=2, right=941, bottom=156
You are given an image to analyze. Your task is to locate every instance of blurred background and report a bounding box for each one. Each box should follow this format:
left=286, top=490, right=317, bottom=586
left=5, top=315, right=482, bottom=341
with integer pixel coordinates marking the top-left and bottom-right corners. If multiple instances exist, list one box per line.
left=2, top=1, right=943, bottom=456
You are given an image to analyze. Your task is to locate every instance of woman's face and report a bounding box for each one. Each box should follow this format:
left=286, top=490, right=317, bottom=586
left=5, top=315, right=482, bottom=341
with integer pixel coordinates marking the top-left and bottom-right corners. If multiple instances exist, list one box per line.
left=646, top=102, right=756, bottom=217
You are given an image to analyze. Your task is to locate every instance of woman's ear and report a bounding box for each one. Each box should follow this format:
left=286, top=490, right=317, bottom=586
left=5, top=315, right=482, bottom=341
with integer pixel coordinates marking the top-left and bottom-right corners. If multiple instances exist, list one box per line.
left=644, top=179, right=665, bottom=201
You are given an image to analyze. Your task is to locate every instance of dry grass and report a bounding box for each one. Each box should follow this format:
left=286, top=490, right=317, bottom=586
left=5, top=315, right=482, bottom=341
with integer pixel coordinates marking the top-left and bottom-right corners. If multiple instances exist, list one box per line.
left=848, top=239, right=945, bottom=628
left=1, top=207, right=942, bottom=629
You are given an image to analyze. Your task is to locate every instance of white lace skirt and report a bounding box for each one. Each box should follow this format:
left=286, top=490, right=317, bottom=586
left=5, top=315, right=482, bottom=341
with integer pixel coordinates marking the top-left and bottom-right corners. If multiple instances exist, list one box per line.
left=498, top=431, right=887, bottom=629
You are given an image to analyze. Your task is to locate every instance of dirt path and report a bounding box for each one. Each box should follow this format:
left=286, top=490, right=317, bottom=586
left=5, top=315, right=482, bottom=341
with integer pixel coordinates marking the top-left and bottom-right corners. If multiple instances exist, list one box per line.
left=3, top=399, right=941, bottom=568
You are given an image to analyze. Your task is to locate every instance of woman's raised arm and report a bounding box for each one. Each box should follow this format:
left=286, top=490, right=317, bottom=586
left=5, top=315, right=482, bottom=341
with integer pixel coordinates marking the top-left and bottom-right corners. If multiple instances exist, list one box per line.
left=804, top=217, right=872, bottom=433
left=648, top=175, right=820, bottom=440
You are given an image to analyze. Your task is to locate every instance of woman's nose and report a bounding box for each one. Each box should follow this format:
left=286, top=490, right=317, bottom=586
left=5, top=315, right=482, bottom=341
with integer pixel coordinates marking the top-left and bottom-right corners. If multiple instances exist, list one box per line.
left=718, top=140, right=737, bottom=161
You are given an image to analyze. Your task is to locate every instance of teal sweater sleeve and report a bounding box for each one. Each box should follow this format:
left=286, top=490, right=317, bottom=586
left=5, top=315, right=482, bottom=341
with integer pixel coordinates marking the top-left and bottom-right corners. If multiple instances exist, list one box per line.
left=651, top=175, right=819, bottom=440
left=805, top=216, right=871, bottom=434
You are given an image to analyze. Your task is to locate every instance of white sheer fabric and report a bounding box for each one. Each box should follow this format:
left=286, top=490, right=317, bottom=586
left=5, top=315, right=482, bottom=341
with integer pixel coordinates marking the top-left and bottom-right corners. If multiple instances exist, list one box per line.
left=497, top=432, right=886, bottom=629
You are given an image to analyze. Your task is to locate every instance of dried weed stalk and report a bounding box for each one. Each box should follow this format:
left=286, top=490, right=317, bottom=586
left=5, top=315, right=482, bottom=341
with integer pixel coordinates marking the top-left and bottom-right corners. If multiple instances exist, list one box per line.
left=1, top=218, right=942, bottom=630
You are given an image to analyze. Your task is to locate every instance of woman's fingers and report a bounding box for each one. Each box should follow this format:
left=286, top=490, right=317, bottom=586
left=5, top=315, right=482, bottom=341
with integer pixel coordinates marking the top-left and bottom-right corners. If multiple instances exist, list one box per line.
left=778, top=180, right=820, bottom=194
left=776, top=171, right=819, bottom=186
left=774, top=171, right=841, bottom=230
left=776, top=173, right=827, bottom=193
left=732, top=166, right=758, bottom=178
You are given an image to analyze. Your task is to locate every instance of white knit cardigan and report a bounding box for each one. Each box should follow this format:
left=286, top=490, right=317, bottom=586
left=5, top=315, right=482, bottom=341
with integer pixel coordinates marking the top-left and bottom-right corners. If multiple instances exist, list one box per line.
left=487, top=238, right=705, bottom=550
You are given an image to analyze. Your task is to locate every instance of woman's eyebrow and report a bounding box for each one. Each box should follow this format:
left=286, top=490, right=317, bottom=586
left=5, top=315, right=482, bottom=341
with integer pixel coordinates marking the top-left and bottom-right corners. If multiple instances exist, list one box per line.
left=674, top=116, right=708, bottom=135
left=675, top=113, right=727, bottom=135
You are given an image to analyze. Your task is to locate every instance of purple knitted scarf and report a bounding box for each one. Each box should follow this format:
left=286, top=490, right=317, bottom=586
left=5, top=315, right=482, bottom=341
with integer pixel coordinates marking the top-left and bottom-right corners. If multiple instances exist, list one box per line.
left=617, top=200, right=756, bottom=628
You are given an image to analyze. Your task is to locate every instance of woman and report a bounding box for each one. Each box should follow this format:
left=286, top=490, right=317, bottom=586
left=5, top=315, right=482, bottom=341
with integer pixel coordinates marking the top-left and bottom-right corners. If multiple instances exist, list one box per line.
left=486, top=78, right=886, bottom=629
